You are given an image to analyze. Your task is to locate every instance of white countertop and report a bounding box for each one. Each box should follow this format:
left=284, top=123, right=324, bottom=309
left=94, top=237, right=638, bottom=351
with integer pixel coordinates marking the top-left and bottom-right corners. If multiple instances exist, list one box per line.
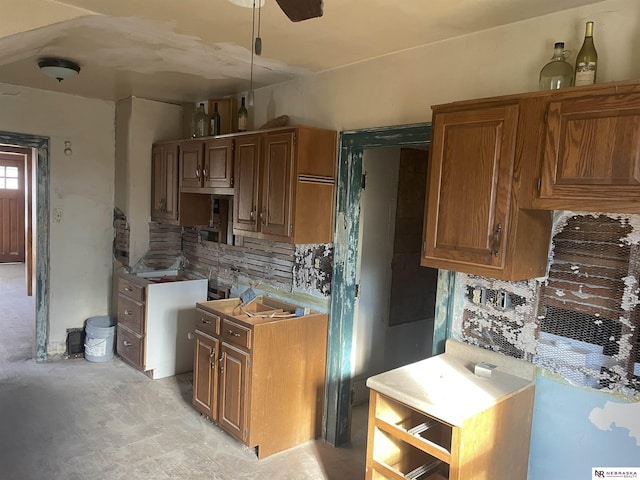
left=366, top=340, right=534, bottom=426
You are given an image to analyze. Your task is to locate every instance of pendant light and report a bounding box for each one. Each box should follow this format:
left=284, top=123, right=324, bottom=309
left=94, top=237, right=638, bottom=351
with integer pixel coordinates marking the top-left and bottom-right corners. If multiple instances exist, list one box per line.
left=248, top=0, right=257, bottom=106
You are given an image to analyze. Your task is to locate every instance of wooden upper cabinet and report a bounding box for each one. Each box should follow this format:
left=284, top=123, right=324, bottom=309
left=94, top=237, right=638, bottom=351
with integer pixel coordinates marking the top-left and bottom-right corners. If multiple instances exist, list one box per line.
left=232, top=126, right=337, bottom=244
left=180, top=137, right=234, bottom=194
left=203, top=137, right=234, bottom=191
left=423, top=98, right=552, bottom=280
left=534, top=89, right=640, bottom=212
left=233, top=134, right=262, bottom=234
left=425, top=105, right=518, bottom=269
left=151, top=142, right=179, bottom=224
left=180, top=140, right=204, bottom=189
left=261, top=131, right=294, bottom=238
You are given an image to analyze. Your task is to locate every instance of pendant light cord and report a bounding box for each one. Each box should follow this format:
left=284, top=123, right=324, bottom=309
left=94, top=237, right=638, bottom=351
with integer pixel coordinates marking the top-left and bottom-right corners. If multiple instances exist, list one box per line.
left=249, top=0, right=255, bottom=105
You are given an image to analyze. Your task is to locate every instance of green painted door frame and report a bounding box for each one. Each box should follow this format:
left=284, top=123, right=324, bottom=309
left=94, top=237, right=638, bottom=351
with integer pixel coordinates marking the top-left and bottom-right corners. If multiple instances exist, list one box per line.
left=324, top=122, right=454, bottom=446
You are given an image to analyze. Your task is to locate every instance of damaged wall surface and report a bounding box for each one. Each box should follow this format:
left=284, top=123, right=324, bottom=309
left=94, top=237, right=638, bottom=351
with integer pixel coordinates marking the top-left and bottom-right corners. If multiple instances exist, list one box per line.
left=453, top=211, right=640, bottom=478
left=136, top=222, right=333, bottom=307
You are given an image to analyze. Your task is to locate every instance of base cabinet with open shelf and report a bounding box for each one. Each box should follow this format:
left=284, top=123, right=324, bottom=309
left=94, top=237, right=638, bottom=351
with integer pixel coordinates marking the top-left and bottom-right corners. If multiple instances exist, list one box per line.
left=366, top=340, right=535, bottom=480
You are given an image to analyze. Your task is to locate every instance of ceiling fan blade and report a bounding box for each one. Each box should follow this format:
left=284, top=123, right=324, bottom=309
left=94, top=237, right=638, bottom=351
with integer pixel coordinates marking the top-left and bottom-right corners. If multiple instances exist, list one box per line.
left=275, top=0, right=323, bottom=22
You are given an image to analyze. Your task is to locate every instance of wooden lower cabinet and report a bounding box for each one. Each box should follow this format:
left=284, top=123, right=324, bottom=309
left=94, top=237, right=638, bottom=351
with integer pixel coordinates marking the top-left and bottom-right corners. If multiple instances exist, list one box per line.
left=193, top=297, right=328, bottom=458
left=192, top=331, right=219, bottom=420
left=116, top=274, right=207, bottom=379
left=219, top=343, right=249, bottom=441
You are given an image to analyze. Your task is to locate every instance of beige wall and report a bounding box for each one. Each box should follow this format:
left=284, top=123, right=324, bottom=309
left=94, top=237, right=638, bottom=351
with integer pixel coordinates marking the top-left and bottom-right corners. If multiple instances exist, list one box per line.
left=0, top=81, right=114, bottom=353
left=248, top=0, right=640, bottom=131
left=114, top=97, right=182, bottom=267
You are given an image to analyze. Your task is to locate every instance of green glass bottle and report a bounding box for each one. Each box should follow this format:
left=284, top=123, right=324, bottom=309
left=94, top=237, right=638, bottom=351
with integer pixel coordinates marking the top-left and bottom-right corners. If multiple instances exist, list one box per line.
left=574, top=21, right=598, bottom=86
left=210, top=102, right=221, bottom=136
left=238, top=97, right=248, bottom=132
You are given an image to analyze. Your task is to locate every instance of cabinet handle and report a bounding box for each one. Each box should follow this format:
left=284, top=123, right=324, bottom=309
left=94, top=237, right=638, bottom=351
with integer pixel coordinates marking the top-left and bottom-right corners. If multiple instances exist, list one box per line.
left=209, top=352, right=216, bottom=368
left=260, top=208, right=266, bottom=225
left=200, top=318, right=211, bottom=324
left=124, top=310, right=132, bottom=316
left=124, top=286, right=133, bottom=292
left=228, top=330, right=241, bottom=337
left=195, top=168, right=200, bottom=178
left=219, top=353, right=225, bottom=373
left=202, top=168, right=208, bottom=180
left=123, top=340, right=132, bottom=347
left=492, top=223, right=503, bottom=257
left=250, top=208, right=256, bottom=221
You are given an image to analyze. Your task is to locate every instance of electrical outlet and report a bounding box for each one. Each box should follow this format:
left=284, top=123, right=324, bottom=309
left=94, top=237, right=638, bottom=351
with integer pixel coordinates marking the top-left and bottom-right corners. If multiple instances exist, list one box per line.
left=471, top=286, right=486, bottom=305
left=53, top=208, right=63, bottom=223
left=496, top=290, right=511, bottom=310
left=314, top=258, right=320, bottom=269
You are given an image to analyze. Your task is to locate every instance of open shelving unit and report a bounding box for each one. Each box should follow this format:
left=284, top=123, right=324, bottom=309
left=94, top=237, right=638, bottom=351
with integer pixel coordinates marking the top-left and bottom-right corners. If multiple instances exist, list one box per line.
left=365, top=341, right=536, bottom=480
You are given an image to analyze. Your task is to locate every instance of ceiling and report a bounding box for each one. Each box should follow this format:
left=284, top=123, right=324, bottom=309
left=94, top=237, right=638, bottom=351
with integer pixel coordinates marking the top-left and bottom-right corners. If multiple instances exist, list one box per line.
left=0, top=0, right=605, bottom=104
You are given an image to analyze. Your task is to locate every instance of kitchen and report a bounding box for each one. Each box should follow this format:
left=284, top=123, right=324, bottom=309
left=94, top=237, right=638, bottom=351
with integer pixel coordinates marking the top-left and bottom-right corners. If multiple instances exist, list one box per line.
left=1, top=0, right=639, bottom=478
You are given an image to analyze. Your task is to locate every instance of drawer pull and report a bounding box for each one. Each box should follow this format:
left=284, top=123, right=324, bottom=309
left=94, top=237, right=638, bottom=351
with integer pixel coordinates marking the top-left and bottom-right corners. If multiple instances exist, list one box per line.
left=228, top=330, right=241, bottom=337
left=123, top=340, right=132, bottom=347
left=124, top=310, right=133, bottom=316
left=124, top=286, right=133, bottom=292
left=201, top=319, right=211, bottom=324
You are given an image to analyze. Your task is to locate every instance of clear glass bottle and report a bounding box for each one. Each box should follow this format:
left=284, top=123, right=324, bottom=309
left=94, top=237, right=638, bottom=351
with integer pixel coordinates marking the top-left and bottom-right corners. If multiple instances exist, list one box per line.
left=238, top=97, right=248, bottom=132
left=192, top=103, right=208, bottom=138
left=574, top=21, right=598, bottom=86
left=210, top=102, right=221, bottom=136
left=539, top=42, right=574, bottom=90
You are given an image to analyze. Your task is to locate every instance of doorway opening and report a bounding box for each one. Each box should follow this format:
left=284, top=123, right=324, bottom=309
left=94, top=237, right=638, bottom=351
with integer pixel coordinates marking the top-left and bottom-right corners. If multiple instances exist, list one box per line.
left=325, top=123, right=456, bottom=447
left=351, top=147, right=438, bottom=404
left=0, top=132, right=50, bottom=363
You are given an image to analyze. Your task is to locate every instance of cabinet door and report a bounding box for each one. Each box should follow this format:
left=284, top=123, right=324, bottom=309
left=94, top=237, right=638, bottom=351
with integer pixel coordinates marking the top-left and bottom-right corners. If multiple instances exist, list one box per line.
left=151, top=143, right=179, bottom=223
left=219, top=343, right=250, bottom=443
left=233, top=135, right=261, bottom=234
left=423, top=104, right=519, bottom=270
left=180, top=141, right=204, bottom=189
left=192, top=331, right=219, bottom=420
left=261, top=131, right=294, bottom=238
left=536, top=92, right=640, bottom=212
left=203, top=137, right=234, bottom=189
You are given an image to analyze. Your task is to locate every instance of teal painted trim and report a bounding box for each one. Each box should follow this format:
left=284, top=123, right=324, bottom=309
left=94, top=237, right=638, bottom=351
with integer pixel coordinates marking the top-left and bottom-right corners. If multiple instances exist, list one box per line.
left=326, top=122, right=432, bottom=446
left=0, top=131, right=49, bottom=363
left=432, top=270, right=455, bottom=355
left=342, top=123, right=432, bottom=148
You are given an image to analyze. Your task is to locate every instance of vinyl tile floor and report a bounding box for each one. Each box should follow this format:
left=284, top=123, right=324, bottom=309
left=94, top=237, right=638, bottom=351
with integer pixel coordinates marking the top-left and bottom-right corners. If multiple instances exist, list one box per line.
left=0, top=263, right=368, bottom=479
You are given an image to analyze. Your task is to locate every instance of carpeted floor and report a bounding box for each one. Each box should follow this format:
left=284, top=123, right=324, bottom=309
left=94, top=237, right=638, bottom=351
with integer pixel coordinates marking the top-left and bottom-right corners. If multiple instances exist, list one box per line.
left=0, top=263, right=367, bottom=479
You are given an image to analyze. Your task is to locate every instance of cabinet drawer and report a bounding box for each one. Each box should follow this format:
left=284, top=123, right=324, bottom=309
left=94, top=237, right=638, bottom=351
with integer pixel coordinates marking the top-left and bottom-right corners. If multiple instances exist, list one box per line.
left=118, top=277, right=146, bottom=302
left=116, top=325, right=144, bottom=369
left=195, top=308, right=220, bottom=336
left=117, top=294, right=144, bottom=334
left=221, top=318, right=251, bottom=349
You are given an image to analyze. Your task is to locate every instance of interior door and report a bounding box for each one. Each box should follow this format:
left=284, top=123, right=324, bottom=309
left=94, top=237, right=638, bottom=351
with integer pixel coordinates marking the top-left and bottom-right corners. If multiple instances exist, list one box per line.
left=0, top=153, right=25, bottom=263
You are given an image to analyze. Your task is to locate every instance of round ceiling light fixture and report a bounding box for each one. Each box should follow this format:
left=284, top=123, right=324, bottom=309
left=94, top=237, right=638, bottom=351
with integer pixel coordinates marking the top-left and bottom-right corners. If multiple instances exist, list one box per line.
left=37, top=57, right=81, bottom=82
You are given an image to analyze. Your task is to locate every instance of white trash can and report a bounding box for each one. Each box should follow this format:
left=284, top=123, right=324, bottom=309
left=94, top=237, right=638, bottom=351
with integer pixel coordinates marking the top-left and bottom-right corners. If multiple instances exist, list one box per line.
left=84, top=316, right=116, bottom=362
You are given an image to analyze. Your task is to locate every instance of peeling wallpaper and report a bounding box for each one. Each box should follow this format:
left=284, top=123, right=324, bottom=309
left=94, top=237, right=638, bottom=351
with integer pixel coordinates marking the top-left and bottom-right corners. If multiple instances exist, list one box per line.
left=455, top=212, right=640, bottom=396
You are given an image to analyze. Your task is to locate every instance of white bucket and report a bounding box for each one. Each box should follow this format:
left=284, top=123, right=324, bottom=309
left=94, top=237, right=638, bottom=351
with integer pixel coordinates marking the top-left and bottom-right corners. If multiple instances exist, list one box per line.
left=84, top=316, right=116, bottom=362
